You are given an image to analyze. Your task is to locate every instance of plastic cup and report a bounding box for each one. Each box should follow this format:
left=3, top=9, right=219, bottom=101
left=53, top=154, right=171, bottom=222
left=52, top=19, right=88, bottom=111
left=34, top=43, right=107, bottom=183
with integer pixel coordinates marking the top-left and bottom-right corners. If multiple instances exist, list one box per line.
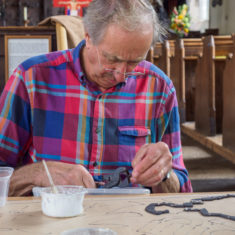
left=0, top=167, right=14, bottom=207
left=41, top=185, right=87, bottom=217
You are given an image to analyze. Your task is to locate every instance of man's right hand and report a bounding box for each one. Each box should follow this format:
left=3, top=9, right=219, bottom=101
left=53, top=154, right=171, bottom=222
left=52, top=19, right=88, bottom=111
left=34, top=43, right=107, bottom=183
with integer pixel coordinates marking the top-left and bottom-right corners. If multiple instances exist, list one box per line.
left=9, top=161, right=96, bottom=196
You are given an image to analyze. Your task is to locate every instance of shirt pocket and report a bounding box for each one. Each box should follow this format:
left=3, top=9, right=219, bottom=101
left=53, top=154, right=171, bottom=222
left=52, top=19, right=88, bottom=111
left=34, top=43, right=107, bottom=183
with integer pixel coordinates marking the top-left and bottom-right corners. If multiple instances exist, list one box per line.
left=118, top=126, right=151, bottom=138
left=118, top=126, right=151, bottom=162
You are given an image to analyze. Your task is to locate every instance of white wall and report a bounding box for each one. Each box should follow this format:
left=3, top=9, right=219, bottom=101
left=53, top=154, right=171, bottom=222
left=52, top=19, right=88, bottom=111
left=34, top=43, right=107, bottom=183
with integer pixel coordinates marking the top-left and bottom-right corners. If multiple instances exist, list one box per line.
left=187, top=0, right=209, bottom=32
left=210, top=0, right=235, bottom=34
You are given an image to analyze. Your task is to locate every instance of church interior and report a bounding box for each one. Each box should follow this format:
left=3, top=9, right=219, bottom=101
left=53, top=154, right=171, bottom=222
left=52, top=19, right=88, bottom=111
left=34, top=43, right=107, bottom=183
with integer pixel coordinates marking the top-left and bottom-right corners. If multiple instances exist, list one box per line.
left=0, top=0, right=235, bottom=193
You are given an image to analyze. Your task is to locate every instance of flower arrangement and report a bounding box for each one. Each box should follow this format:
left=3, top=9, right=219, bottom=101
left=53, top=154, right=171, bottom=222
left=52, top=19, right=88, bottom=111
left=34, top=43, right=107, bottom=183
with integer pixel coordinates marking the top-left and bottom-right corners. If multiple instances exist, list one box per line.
left=170, top=4, right=190, bottom=37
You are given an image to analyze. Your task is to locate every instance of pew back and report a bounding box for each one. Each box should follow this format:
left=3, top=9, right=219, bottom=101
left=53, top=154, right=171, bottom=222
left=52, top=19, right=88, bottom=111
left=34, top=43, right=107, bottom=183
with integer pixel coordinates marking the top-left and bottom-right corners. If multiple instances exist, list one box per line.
left=222, top=34, right=235, bottom=151
left=171, top=38, right=203, bottom=122
left=195, top=35, right=233, bottom=136
left=153, top=40, right=175, bottom=77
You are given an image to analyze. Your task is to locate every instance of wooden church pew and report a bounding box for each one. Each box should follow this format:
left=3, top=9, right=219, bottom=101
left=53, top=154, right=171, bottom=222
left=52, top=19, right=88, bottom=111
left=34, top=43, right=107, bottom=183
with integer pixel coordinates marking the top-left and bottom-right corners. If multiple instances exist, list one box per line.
left=146, top=46, right=154, bottom=64
left=153, top=40, right=175, bottom=77
left=171, top=38, right=203, bottom=123
left=195, top=35, right=234, bottom=136
left=222, top=34, right=235, bottom=152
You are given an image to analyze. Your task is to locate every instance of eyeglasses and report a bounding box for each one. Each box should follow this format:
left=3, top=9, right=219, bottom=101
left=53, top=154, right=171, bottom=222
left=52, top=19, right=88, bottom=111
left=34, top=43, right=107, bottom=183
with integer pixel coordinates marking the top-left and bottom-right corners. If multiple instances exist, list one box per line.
left=139, top=0, right=151, bottom=9
left=95, top=47, right=145, bottom=79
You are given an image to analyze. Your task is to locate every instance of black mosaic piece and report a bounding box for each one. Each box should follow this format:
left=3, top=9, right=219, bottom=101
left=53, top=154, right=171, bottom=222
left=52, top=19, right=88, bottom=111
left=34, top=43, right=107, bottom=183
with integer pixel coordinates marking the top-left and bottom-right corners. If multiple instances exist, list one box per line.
left=145, top=194, right=235, bottom=221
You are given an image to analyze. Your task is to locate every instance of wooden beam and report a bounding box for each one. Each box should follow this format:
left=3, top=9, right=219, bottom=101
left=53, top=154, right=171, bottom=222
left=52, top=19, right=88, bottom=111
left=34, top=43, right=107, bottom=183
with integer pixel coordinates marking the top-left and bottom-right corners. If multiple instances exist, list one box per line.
left=181, top=122, right=235, bottom=164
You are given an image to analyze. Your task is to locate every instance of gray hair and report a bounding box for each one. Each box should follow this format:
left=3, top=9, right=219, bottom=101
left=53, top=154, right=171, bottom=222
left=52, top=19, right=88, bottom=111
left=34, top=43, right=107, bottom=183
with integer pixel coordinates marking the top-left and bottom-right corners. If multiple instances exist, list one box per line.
left=83, top=0, right=165, bottom=45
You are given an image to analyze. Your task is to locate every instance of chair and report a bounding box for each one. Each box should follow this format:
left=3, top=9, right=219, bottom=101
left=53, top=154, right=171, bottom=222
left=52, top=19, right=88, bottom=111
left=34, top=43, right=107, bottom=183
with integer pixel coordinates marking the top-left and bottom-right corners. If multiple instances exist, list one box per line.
left=56, top=22, right=68, bottom=50
left=39, top=15, right=85, bottom=50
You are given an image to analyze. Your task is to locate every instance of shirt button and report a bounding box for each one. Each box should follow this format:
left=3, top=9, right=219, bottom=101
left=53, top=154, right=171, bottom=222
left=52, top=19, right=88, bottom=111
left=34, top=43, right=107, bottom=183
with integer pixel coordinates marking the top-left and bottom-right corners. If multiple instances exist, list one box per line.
left=93, top=161, right=98, bottom=167
left=95, top=127, right=100, bottom=133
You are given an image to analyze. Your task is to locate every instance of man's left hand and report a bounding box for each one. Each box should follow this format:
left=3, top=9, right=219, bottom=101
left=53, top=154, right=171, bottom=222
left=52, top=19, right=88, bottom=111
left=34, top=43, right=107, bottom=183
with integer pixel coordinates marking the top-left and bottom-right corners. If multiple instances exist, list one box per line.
left=130, top=142, right=178, bottom=191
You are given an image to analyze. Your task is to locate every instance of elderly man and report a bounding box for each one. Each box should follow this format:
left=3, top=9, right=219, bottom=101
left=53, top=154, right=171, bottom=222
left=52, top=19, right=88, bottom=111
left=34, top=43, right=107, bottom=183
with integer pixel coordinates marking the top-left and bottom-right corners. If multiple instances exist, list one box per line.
left=0, top=0, right=192, bottom=196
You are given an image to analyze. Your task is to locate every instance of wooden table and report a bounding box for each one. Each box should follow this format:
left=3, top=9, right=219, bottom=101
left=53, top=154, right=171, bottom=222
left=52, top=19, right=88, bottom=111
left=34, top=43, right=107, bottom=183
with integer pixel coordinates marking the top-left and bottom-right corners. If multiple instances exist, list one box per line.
left=1, top=192, right=235, bottom=234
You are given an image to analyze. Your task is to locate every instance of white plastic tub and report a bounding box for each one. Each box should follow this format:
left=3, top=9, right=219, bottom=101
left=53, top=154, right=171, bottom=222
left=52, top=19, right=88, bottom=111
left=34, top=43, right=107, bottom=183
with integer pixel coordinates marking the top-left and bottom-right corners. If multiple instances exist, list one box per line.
left=41, top=185, right=87, bottom=217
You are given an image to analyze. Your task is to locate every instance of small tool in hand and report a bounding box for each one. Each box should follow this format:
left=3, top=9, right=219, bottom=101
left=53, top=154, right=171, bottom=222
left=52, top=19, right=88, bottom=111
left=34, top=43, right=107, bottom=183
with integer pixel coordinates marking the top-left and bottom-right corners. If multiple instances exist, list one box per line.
left=42, top=160, right=58, bottom=194
left=102, top=167, right=131, bottom=188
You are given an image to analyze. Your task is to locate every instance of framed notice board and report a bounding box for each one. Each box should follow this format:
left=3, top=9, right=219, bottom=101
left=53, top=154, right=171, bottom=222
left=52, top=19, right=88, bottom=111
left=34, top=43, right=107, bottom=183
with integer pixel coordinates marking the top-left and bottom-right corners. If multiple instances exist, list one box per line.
left=4, top=35, right=52, bottom=82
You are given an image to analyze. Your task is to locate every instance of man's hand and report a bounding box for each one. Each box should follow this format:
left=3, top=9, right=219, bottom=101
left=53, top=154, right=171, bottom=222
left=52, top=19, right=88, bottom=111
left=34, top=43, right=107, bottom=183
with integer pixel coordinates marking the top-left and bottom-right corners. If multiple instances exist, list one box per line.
left=130, top=142, right=180, bottom=193
left=9, top=161, right=96, bottom=196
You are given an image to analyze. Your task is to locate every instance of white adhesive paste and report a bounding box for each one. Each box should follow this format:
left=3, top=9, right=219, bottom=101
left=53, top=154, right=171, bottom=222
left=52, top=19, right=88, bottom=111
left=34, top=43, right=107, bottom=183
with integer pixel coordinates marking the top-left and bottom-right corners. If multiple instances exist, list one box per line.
left=41, top=185, right=86, bottom=217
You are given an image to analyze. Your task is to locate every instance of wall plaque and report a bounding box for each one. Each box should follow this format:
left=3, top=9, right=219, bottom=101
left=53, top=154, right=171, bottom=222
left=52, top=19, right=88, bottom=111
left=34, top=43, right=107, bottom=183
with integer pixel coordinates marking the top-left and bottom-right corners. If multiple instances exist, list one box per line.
left=4, top=35, right=51, bottom=81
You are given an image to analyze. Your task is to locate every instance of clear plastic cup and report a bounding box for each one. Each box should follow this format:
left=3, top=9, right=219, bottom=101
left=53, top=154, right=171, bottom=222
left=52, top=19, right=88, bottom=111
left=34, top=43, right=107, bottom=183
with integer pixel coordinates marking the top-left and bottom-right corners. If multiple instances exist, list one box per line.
left=0, top=167, right=14, bottom=207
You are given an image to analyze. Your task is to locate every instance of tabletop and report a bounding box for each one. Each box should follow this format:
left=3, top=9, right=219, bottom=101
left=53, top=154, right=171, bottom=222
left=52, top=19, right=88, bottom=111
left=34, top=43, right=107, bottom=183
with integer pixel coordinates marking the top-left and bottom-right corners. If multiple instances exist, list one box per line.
left=1, top=192, right=235, bottom=235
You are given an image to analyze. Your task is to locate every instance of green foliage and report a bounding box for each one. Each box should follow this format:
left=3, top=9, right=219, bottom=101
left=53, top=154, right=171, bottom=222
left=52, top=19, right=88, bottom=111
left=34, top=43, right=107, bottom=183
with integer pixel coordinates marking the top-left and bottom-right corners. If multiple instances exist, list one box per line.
left=170, top=4, right=191, bottom=37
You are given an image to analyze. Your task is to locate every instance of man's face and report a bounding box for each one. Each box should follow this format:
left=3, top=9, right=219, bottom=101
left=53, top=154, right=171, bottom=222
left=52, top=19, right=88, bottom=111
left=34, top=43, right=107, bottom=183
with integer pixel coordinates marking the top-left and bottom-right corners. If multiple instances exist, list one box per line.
left=85, top=23, right=153, bottom=91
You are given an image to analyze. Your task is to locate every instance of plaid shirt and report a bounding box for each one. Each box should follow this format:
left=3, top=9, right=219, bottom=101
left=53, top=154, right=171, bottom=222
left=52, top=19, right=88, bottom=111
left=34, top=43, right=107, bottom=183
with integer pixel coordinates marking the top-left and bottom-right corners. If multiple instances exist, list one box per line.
left=0, top=40, right=192, bottom=192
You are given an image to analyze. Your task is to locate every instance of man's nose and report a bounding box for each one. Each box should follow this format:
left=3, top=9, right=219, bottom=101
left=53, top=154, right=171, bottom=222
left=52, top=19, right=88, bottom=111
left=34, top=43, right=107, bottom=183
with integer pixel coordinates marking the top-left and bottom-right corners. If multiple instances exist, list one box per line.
left=114, top=63, right=127, bottom=82
left=116, top=62, right=128, bottom=73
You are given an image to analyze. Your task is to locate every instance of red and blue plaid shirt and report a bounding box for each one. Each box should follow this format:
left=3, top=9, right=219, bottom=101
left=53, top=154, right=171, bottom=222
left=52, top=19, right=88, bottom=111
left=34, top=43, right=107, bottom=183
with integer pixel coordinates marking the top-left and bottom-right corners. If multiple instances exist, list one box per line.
left=0, top=40, right=192, bottom=192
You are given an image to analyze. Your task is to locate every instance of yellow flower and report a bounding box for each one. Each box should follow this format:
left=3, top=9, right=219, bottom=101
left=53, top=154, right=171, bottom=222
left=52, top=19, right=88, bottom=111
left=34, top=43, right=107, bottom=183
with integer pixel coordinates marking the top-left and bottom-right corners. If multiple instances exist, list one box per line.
left=178, top=14, right=183, bottom=19
left=171, top=23, right=177, bottom=30
left=184, top=28, right=189, bottom=33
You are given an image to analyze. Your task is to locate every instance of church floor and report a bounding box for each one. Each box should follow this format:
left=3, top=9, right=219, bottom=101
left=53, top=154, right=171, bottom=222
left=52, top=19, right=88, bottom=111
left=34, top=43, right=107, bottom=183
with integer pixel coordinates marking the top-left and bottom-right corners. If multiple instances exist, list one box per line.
left=181, top=133, right=235, bottom=192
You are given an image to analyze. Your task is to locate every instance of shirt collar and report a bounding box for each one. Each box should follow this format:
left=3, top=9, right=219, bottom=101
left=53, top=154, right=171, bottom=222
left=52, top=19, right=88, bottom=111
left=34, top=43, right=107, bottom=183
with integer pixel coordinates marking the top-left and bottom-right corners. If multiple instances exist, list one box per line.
left=72, top=40, right=86, bottom=85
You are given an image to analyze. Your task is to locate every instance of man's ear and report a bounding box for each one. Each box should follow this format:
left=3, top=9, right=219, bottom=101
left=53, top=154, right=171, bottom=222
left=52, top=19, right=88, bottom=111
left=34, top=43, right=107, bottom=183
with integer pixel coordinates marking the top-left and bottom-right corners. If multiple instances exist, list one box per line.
left=85, top=32, right=92, bottom=49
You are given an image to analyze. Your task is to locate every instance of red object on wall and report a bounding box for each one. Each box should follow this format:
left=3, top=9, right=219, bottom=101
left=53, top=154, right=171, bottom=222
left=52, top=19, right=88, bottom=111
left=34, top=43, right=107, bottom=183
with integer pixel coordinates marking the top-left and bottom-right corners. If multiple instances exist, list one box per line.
left=53, top=0, right=92, bottom=17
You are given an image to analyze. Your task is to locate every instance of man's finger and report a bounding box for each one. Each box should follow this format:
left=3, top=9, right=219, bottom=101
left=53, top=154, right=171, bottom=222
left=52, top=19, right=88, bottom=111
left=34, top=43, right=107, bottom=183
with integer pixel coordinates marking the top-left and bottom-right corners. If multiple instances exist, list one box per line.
left=82, top=172, right=96, bottom=188
left=133, top=148, right=162, bottom=176
left=131, top=143, right=148, bottom=168
left=131, top=157, right=164, bottom=185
